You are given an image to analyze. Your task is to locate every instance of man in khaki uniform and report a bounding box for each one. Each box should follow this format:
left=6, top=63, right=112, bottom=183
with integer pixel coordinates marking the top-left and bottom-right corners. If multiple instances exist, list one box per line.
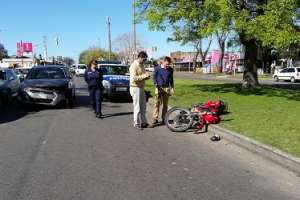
left=129, top=51, right=151, bottom=129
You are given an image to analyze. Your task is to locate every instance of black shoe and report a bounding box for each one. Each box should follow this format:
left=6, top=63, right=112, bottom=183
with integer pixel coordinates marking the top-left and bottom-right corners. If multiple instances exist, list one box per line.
left=141, top=123, right=149, bottom=128
left=96, top=113, right=102, bottom=119
left=134, top=124, right=143, bottom=131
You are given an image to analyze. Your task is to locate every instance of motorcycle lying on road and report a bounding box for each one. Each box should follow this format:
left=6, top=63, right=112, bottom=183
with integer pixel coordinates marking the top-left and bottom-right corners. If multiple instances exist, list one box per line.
left=164, top=100, right=228, bottom=133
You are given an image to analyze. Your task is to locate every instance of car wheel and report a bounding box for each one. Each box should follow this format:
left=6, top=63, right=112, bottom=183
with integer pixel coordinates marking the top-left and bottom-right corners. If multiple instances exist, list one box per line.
left=274, top=76, right=279, bottom=82
left=2, top=90, right=12, bottom=105
left=66, top=95, right=75, bottom=108
left=291, top=77, right=296, bottom=83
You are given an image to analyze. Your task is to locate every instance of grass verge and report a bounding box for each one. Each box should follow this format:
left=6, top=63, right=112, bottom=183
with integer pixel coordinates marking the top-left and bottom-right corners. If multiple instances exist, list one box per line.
left=146, top=79, right=300, bottom=157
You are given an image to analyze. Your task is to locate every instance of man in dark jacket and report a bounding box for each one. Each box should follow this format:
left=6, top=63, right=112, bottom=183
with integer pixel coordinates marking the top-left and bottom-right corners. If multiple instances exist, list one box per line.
left=84, top=60, right=104, bottom=118
left=150, top=56, right=174, bottom=127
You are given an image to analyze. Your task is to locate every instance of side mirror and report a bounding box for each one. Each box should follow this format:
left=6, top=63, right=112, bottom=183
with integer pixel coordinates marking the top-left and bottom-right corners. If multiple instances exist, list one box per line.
left=9, top=76, right=15, bottom=81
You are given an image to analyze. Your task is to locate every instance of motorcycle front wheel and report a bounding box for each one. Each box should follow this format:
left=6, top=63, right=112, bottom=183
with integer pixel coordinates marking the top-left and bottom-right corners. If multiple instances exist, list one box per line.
left=164, top=107, right=194, bottom=132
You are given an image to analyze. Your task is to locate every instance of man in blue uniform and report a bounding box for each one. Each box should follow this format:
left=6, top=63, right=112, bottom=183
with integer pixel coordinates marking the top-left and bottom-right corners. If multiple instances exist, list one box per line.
left=150, top=56, right=174, bottom=127
left=84, top=60, right=104, bottom=118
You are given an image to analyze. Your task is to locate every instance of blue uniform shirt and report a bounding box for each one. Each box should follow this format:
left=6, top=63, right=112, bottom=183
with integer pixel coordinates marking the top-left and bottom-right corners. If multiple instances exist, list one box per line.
left=84, top=68, right=103, bottom=89
left=153, top=65, right=174, bottom=88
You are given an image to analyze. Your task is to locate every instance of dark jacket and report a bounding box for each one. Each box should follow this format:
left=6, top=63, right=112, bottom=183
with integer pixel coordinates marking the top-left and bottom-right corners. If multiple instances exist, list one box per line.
left=153, top=65, right=174, bottom=88
left=84, top=68, right=103, bottom=90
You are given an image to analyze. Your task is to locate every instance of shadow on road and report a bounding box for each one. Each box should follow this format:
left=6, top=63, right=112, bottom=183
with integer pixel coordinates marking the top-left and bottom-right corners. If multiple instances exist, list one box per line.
left=0, top=101, right=53, bottom=124
left=102, top=112, right=133, bottom=119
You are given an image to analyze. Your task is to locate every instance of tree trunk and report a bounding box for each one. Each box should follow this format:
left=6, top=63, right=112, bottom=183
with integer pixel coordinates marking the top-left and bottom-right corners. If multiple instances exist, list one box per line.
left=192, top=51, right=200, bottom=72
left=241, top=38, right=259, bottom=88
left=219, top=40, right=225, bottom=73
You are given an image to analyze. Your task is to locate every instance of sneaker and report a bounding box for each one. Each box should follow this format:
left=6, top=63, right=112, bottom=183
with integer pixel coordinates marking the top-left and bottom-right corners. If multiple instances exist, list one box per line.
left=134, top=124, right=143, bottom=131
left=96, top=113, right=103, bottom=119
left=152, top=120, right=159, bottom=124
left=141, top=123, right=149, bottom=128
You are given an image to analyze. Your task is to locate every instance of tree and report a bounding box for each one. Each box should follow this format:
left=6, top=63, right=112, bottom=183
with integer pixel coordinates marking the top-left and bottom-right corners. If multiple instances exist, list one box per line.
left=136, top=0, right=214, bottom=69
left=205, top=0, right=232, bottom=73
left=224, top=0, right=300, bottom=87
left=0, top=43, right=8, bottom=60
left=62, top=57, right=75, bottom=67
left=113, top=32, right=145, bottom=64
left=79, top=47, right=117, bottom=65
left=137, top=0, right=300, bottom=87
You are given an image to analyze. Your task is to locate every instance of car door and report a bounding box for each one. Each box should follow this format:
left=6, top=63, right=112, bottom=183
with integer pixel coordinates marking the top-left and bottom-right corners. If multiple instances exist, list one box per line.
left=287, top=68, right=295, bottom=79
left=6, top=69, right=19, bottom=96
left=278, top=68, right=288, bottom=80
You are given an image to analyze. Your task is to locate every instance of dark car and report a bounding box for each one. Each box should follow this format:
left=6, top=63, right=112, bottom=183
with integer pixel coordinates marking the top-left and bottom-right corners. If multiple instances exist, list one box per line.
left=0, top=68, right=21, bottom=105
left=98, top=64, right=130, bottom=99
left=18, top=65, right=76, bottom=107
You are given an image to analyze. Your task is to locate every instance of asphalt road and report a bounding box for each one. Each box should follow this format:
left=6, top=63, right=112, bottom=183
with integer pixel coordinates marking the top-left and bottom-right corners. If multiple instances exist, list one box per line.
left=0, top=77, right=300, bottom=200
left=175, top=72, right=300, bottom=90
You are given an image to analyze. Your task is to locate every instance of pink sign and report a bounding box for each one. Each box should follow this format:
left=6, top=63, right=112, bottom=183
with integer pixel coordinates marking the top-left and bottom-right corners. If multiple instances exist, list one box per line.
left=23, top=42, right=33, bottom=52
left=17, top=42, right=33, bottom=56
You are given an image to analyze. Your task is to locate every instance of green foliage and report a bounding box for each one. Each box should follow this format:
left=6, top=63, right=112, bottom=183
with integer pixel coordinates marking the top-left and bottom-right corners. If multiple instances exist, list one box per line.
left=137, top=0, right=213, bottom=45
left=79, top=47, right=117, bottom=65
left=137, top=0, right=300, bottom=49
left=230, top=0, right=300, bottom=48
left=62, top=57, right=75, bottom=66
left=0, top=43, right=8, bottom=60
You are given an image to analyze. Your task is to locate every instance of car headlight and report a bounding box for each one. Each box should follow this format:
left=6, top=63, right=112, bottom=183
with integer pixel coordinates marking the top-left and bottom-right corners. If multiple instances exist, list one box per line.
left=68, top=81, right=74, bottom=89
left=102, top=80, right=111, bottom=89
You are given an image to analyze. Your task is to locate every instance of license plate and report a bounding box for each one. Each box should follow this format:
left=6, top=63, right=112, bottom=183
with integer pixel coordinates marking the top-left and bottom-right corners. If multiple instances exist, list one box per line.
left=116, top=87, right=127, bottom=92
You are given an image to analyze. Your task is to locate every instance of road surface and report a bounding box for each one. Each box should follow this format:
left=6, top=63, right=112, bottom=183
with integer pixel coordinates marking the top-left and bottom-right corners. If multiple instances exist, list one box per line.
left=0, top=77, right=299, bottom=200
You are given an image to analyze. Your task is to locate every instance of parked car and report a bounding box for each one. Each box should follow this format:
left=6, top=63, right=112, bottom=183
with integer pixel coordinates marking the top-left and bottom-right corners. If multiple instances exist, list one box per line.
left=70, top=65, right=76, bottom=75
left=18, top=65, right=76, bottom=107
left=14, top=69, right=26, bottom=81
left=273, top=67, right=300, bottom=83
left=75, top=64, right=87, bottom=76
left=98, top=64, right=130, bottom=99
left=0, top=68, right=21, bottom=105
left=145, top=66, right=155, bottom=72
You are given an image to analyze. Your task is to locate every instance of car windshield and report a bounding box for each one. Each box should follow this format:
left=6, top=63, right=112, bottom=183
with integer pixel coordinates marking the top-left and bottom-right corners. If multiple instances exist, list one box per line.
left=27, top=68, right=66, bottom=79
left=78, top=65, right=86, bottom=69
left=100, top=65, right=129, bottom=75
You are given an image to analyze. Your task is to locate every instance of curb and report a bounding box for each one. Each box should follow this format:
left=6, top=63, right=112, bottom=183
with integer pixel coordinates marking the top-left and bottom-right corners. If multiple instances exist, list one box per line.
left=149, top=97, right=300, bottom=174
left=210, top=125, right=300, bottom=174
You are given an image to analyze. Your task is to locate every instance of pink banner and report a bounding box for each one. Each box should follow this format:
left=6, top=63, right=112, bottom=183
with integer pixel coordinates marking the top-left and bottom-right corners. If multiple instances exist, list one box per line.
left=23, top=42, right=33, bottom=52
left=17, top=42, right=33, bottom=56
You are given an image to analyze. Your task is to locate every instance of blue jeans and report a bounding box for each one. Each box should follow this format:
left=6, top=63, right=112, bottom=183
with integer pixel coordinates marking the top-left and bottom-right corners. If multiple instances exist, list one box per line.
left=89, top=88, right=102, bottom=114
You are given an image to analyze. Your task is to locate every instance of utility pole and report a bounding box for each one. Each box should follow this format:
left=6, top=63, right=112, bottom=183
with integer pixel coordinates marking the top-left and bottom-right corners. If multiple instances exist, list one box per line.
left=107, top=17, right=112, bottom=61
left=98, top=37, right=101, bottom=49
left=43, top=36, right=48, bottom=62
left=133, top=0, right=137, bottom=59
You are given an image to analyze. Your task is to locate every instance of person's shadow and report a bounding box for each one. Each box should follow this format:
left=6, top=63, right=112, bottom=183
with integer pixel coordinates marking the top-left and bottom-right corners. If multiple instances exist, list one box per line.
left=102, top=112, right=133, bottom=119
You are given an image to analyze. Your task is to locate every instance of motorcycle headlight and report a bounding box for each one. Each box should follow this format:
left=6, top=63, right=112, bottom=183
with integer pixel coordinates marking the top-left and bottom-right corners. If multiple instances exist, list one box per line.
left=102, top=80, right=111, bottom=89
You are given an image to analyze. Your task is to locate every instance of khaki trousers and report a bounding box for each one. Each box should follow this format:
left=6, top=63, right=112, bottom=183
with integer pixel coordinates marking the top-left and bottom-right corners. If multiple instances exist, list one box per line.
left=153, top=88, right=170, bottom=122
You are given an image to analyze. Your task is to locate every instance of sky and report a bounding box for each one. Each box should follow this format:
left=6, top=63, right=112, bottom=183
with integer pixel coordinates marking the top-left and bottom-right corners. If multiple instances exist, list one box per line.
left=0, top=0, right=217, bottom=62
